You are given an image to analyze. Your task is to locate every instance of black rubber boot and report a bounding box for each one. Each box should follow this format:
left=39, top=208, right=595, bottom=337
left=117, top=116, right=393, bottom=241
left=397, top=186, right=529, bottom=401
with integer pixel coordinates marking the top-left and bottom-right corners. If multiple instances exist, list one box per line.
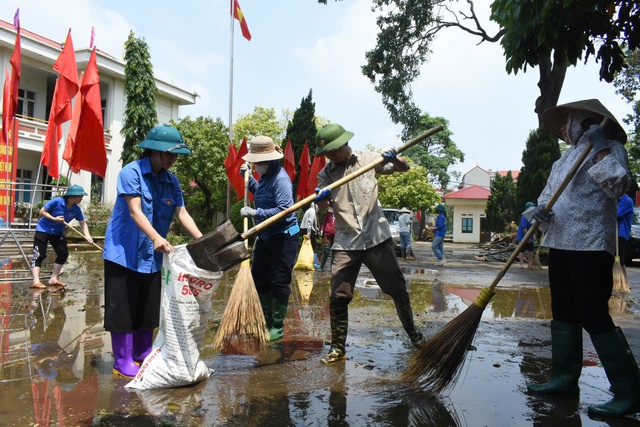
left=269, top=296, right=289, bottom=341
left=587, top=327, right=640, bottom=417
left=393, top=298, right=424, bottom=348
left=258, top=291, right=273, bottom=330
left=319, top=244, right=331, bottom=272
left=527, top=321, right=583, bottom=395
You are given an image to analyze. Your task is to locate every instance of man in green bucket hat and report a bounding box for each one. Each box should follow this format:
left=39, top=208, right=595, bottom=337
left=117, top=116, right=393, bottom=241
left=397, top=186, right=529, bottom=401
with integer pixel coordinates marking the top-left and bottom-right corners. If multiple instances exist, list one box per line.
left=313, top=123, right=425, bottom=365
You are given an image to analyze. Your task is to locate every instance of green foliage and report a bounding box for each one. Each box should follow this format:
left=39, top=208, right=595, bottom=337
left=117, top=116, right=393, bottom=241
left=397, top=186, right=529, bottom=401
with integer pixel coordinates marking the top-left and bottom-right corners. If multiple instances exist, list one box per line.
left=171, top=116, right=230, bottom=234
left=402, top=113, right=464, bottom=189
left=233, top=106, right=285, bottom=143
left=486, top=171, right=518, bottom=233
left=378, top=159, right=440, bottom=211
left=285, top=89, right=318, bottom=160
left=121, top=31, right=157, bottom=167
left=517, top=127, right=561, bottom=210
left=84, top=203, right=113, bottom=236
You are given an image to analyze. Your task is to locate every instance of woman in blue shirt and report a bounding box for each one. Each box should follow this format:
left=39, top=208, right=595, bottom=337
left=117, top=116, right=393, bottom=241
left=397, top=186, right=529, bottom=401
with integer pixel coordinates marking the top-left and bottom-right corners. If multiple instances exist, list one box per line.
left=430, top=204, right=447, bottom=265
left=31, top=184, right=92, bottom=290
left=102, top=125, right=203, bottom=379
left=239, top=136, right=299, bottom=342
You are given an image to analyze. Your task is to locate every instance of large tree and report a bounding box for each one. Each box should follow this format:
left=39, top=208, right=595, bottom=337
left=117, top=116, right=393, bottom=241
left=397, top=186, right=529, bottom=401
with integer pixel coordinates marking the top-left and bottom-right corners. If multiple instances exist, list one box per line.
left=319, top=0, right=639, bottom=127
left=378, top=159, right=441, bottom=211
left=516, top=127, right=561, bottom=210
left=402, top=113, right=464, bottom=189
left=485, top=171, right=518, bottom=233
left=171, top=116, right=229, bottom=233
left=285, top=89, right=318, bottom=161
left=120, top=31, right=157, bottom=166
left=232, top=106, right=284, bottom=143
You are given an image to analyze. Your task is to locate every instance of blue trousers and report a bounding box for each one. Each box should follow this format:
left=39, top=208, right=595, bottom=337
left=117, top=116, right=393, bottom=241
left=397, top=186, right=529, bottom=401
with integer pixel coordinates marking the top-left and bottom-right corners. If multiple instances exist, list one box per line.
left=432, top=235, right=445, bottom=261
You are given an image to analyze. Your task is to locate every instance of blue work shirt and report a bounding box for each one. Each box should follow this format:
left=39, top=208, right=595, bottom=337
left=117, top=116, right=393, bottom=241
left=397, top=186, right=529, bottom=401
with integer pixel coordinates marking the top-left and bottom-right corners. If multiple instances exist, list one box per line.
left=247, top=160, right=299, bottom=241
left=516, top=214, right=534, bottom=243
left=35, top=197, right=84, bottom=235
left=434, top=213, right=446, bottom=237
left=103, top=157, right=184, bottom=273
left=618, top=194, right=634, bottom=240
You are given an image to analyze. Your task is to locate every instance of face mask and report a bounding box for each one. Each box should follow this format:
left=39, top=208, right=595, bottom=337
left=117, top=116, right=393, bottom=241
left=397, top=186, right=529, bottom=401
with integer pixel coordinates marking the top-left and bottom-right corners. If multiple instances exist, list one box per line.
left=566, top=112, right=587, bottom=145
left=255, top=164, right=269, bottom=175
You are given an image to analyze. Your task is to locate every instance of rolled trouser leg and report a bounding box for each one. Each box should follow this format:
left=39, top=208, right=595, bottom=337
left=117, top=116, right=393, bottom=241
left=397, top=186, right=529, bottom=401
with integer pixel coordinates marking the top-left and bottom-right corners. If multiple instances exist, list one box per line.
left=587, top=327, right=640, bottom=416
left=527, top=321, right=583, bottom=395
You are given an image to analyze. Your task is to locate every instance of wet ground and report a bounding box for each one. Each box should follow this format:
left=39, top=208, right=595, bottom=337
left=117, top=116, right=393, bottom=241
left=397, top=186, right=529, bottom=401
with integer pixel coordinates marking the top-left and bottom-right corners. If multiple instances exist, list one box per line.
left=0, top=241, right=639, bottom=426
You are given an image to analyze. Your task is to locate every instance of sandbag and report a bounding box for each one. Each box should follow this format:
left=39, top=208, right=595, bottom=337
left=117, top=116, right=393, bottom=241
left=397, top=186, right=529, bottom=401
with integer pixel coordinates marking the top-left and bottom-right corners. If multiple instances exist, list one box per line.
left=126, top=245, right=222, bottom=389
left=294, top=235, right=315, bottom=271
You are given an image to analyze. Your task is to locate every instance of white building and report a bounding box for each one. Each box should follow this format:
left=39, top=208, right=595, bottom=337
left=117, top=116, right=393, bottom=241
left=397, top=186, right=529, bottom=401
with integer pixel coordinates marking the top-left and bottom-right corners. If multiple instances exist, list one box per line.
left=0, top=20, right=196, bottom=213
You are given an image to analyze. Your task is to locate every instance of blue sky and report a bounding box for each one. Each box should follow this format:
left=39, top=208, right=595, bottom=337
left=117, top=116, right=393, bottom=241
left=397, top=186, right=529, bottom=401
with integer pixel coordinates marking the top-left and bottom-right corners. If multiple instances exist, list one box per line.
left=4, top=0, right=633, bottom=184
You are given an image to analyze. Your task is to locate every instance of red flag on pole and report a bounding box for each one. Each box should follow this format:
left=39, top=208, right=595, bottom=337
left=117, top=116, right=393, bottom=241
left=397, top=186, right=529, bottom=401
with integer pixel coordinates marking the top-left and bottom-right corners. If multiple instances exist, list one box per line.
left=223, top=140, right=237, bottom=172
left=62, top=72, right=83, bottom=174
left=41, top=82, right=62, bottom=180
left=283, top=138, right=296, bottom=183
left=69, top=48, right=106, bottom=177
left=52, top=30, right=79, bottom=124
left=308, top=155, right=326, bottom=194
left=232, top=0, right=252, bottom=41
left=2, top=71, right=12, bottom=145
left=2, top=14, right=20, bottom=144
left=296, top=141, right=311, bottom=202
left=230, top=138, right=249, bottom=202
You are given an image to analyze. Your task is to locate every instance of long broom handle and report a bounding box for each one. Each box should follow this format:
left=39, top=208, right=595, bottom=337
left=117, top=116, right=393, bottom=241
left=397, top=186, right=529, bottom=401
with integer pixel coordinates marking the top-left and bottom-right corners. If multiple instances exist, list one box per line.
left=486, top=118, right=609, bottom=292
left=63, top=221, right=103, bottom=251
left=241, top=125, right=444, bottom=239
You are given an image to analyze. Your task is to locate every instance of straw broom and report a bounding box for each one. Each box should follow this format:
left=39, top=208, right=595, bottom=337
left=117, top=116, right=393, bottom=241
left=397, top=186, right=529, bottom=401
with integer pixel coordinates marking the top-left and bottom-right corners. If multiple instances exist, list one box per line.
left=212, top=165, right=269, bottom=353
left=612, top=220, right=630, bottom=293
left=402, top=130, right=600, bottom=395
left=529, top=230, right=544, bottom=270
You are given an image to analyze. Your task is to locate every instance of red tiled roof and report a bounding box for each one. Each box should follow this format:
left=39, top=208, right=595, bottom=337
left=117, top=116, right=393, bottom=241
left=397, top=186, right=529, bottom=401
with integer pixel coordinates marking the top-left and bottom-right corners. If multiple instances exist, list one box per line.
left=442, top=184, right=491, bottom=200
left=497, top=170, right=520, bottom=180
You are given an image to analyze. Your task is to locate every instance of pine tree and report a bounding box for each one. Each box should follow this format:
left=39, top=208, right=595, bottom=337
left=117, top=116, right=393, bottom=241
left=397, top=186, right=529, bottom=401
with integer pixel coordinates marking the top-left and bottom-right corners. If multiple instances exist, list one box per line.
left=517, top=127, right=561, bottom=211
left=285, top=89, right=317, bottom=163
left=120, top=31, right=158, bottom=166
left=486, top=171, right=518, bottom=233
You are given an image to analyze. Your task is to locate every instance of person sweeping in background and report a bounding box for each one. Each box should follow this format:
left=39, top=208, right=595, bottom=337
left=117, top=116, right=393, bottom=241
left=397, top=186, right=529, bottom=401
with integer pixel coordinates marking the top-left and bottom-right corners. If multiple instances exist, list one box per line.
left=527, top=99, right=640, bottom=417
left=102, top=125, right=203, bottom=379
left=398, top=207, right=415, bottom=261
left=239, top=136, right=300, bottom=342
left=317, top=206, right=335, bottom=272
left=31, top=185, right=93, bottom=290
left=313, top=123, right=425, bottom=365
left=516, top=202, right=536, bottom=269
left=430, top=204, right=447, bottom=266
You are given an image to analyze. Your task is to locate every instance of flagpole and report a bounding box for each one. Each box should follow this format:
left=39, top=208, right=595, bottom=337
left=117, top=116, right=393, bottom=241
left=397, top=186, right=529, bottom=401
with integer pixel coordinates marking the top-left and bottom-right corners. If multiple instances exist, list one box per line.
left=226, top=0, right=235, bottom=221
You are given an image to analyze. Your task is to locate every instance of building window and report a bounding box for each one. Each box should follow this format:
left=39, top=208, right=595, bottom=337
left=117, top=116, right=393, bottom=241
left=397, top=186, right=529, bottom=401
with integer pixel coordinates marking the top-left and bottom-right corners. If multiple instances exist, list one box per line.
left=16, top=168, right=32, bottom=203
left=17, top=89, right=36, bottom=118
left=461, top=217, right=473, bottom=234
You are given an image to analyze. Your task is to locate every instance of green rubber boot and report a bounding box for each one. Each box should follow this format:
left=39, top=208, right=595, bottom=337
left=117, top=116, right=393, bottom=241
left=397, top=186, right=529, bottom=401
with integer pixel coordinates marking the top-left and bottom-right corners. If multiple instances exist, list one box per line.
left=269, top=296, right=289, bottom=341
left=258, top=291, right=273, bottom=330
left=527, top=321, right=583, bottom=395
left=587, top=327, right=640, bottom=417
left=318, top=244, right=332, bottom=272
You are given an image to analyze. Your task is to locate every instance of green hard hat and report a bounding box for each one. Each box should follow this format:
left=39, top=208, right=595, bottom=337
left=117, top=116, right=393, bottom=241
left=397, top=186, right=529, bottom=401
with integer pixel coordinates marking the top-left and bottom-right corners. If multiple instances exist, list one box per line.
left=435, top=204, right=446, bottom=213
left=315, top=123, right=354, bottom=156
left=63, top=184, right=87, bottom=197
left=137, top=125, right=191, bottom=155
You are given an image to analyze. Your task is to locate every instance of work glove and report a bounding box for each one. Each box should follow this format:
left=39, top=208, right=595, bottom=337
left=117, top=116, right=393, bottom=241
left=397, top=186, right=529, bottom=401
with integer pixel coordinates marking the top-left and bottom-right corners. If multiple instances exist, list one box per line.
left=240, top=207, right=257, bottom=218
left=239, top=163, right=249, bottom=178
left=532, top=204, right=553, bottom=224
left=584, top=124, right=609, bottom=154
left=381, top=146, right=398, bottom=163
left=314, top=187, right=331, bottom=203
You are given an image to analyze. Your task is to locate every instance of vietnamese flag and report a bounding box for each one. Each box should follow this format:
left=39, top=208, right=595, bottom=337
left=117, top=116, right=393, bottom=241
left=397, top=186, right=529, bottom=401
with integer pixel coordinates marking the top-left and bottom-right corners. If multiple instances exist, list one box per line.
left=308, top=155, right=326, bottom=195
left=52, top=30, right=79, bottom=124
left=232, top=0, right=252, bottom=41
left=296, top=141, right=311, bottom=202
left=283, top=138, right=296, bottom=183
left=41, top=81, right=63, bottom=179
left=70, top=48, right=107, bottom=177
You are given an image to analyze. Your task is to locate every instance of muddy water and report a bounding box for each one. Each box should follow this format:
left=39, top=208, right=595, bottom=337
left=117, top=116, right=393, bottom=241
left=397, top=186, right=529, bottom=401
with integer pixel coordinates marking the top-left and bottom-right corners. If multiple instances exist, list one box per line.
left=0, top=251, right=638, bottom=426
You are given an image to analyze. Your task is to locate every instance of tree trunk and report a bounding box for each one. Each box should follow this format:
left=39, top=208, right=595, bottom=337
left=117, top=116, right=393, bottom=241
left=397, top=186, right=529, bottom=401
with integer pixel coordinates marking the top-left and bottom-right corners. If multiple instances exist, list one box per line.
left=534, top=52, right=568, bottom=125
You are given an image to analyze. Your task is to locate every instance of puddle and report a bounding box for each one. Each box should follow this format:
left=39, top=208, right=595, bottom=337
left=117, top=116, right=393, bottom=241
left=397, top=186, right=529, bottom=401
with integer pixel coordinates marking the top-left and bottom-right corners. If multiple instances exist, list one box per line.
left=0, top=251, right=638, bottom=425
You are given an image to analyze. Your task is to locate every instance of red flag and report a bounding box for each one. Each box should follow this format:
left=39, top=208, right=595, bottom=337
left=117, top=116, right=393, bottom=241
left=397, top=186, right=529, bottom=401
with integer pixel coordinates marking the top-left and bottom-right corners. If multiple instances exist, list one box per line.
left=41, top=82, right=62, bottom=179
left=52, top=30, right=79, bottom=124
left=2, top=70, right=11, bottom=145
left=62, top=72, right=83, bottom=174
left=3, top=19, right=20, bottom=144
left=308, top=155, right=326, bottom=194
left=232, top=0, right=252, bottom=41
left=70, top=49, right=107, bottom=177
left=230, top=138, right=249, bottom=201
left=223, top=140, right=237, bottom=171
left=296, top=141, right=311, bottom=201
left=283, top=138, right=296, bottom=183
